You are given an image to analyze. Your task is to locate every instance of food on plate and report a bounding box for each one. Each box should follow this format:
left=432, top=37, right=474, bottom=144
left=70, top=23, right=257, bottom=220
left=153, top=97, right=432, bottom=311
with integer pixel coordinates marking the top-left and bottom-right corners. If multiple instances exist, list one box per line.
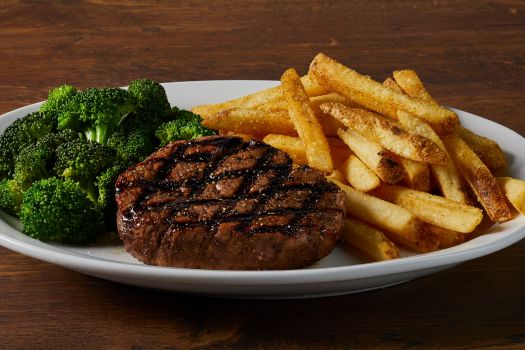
left=497, top=177, right=525, bottom=215
left=442, top=134, right=513, bottom=222
left=371, top=184, right=483, bottom=233
left=337, top=128, right=404, bottom=184
left=0, top=79, right=215, bottom=242
left=342, top=217, right=399, bottom=261
left=115, top=135, right=346, bottom=269
left=339, top=154, right=381, bottom=193
left=308, top=53, right=459, bottom=134
left=195, top=52, right=524, bottom=262
left=280, top=68, right=333, bottom=173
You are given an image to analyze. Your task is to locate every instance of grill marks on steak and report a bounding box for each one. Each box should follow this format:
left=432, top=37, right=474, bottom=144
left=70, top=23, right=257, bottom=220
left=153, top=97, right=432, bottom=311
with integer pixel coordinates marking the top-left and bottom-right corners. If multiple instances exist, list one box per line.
left=115, top=136, right=346, bottom=270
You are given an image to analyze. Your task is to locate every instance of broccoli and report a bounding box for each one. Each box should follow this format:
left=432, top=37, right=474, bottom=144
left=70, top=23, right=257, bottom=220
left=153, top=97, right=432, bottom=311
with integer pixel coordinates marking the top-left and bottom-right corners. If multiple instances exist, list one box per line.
left=19, top=177, right=104, bottom=244
left=0, top=112, right=54, bottom=178
left=13, top=129, right=80, bottom=190
left=127, top=79, right=171, bottom=123
left=108, top=128, right=155, bottom=164
left=155, top=108, right=215, bottom=146
left=0, top=179, right=24, bottom=216
left=57, top=87, right=135, bottom=145
left=96, top=162, right=128, bottom=229
left=40, top=84, right=77, bottom=129
left=54, top=138, right=116, bottom=202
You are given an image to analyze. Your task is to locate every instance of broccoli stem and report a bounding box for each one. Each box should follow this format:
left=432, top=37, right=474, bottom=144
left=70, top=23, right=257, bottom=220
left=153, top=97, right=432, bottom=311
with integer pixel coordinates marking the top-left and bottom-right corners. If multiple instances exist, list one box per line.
left=95, top=125, right=111, bottom=145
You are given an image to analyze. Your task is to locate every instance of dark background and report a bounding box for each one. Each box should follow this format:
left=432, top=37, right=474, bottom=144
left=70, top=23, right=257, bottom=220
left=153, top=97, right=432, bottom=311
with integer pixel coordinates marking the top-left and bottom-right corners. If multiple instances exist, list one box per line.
left=1, top=1, right=524, bottom=349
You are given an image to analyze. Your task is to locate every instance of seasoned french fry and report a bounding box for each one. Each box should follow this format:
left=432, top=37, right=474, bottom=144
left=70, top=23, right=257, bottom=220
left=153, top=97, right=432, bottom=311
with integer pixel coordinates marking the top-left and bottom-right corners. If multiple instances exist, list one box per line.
left=496, top=177, right=525, bottom=215
left=340, top=154, right=381, bottom=192
left=218, top=131, right=258, bottom=141
left=203, top=108, right=294, bottom=136
left=309, top=53, right=459, bottom=134
left=399, top=157, right=431, bottom=192
left=371, top=184, right=483, bottom=233
left=342, top=217, right=400, bottom=261
left=337, top=128, right=404, bottom=184
left=424, top=223, right=467, bottom=249
left=457, top=126, right=507, bottom=174
left=281, top=68, right=333, bottom=173
left=382, top=77, right=403, bottom=93
left=442, top=134, right=513, bottom=222
left=393, top=70, right=438, bottom=104
left=262, top=134, right=350, bottom=168
left=192, top=74, right=327, bottom=118
left=326, top=169, right=348, bottom=184
left=396, top=110, right=469, bottom=203
left=330, top=179, right=440, bottom=252
left=322, top=103, right=447, bottom=165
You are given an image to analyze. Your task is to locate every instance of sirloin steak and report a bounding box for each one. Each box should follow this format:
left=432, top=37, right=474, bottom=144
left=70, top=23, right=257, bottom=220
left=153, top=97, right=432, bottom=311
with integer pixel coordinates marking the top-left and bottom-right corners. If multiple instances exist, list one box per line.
left=115, top=135, right=346, bottom=270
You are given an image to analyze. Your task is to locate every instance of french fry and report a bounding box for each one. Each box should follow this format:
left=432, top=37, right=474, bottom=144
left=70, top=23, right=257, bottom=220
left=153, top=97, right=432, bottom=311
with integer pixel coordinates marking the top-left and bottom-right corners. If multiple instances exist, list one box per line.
left=424, top=223, right=468, bottom=249
left=340, top=154, right=381, bottom=192
left=393, top=70, right=438, bottom=104
left=321, top=103, right=447, bottom=165
left=342, top=217, right=400, bottom=261
left=442, top=134, right=513, bottom=222
left=371, top=184, right=483, bottom=233
left=281, top=68, right=333, bottom=173
left=262, top=134, right=350, bottom=168
left=309, top=53, right=459, bottom=134
left=337, top=128, right=404, bottom=184
left=326, top=169, right=348, bottom=184
left=457, top=126, right=507, bottom=174
left=496, top=177, right=525, bottom=215
left=399, top=158, right=431, bottom=192
left=396, top=110, right=469, bottom=204
left=192, top=74, right=327, bottom=118
left=330, top=179, right=440, bottom=252
left=382, top=77, right=403, bottom=92
left=203, top=108, right=294, bottom=136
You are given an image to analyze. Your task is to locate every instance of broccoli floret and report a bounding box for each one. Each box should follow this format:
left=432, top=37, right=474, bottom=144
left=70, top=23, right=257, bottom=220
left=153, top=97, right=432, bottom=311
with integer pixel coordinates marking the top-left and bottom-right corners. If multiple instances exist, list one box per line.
left=13, top=129, right=80, bottom=190
left=155, top=108, right=215, bottom=146
left=108, top=128, right=155, bottom=164
left=57, top=87, right=134, bottom=145
left=0, top=112, right=54, bottom=178
left=0, top=179, right=24, bottom=216
left=20, top=177, right=104, bottom=244
left=54, top=138, right=116, bottom=202
left=40, top=85, right=77, bottom=129
left=96, top=162, right=127, bottom=229
left=127, top=79, right=171, bottom=122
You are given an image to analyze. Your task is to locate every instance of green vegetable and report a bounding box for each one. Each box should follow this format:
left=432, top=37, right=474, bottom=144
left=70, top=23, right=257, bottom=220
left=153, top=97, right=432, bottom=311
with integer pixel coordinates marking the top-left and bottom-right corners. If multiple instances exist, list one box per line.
left=96, top=162, right=128, bottom=228
left=13, top=129, right=81, bottom=190
left=0, top=179, right=24, bottom=216
left=0, top=112, right=54, bottom=178
left=108, top=128, right=155, bottom=164
left=155, top=108, right=215, bottom=146
left=20, top=177, right=104, bottom=244
left=40, top=84, right=77, bottom=129
left=127, top=79, right=171, bottom=123
left=57, top=87, right=135, bottom=145
left=54, top=138, right=116, bottom=202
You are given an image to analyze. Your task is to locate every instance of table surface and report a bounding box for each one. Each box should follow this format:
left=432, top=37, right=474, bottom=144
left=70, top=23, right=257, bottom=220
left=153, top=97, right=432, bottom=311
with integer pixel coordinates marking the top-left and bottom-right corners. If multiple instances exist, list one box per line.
left=1, top=1, right=524, bottom=349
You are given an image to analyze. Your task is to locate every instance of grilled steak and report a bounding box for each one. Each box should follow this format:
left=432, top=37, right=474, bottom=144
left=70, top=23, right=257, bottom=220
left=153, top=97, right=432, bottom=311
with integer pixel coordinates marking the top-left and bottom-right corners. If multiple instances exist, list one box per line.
left=115, top=135, right=346, bottom=270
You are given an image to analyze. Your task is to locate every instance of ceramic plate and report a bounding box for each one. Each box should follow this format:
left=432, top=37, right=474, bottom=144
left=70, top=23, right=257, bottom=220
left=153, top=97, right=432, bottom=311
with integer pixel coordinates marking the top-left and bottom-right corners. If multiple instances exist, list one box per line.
left=0, top=81, right=524, bottom=299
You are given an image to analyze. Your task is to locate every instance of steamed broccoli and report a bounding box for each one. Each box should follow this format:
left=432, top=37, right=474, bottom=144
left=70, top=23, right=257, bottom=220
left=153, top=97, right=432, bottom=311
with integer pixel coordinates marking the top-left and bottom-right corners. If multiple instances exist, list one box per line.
left=0, top=179, right=24, bottom=216
left=13, top=129, right=81, bottom=190
left=96, top=162, right=128, bottom=228
left=40, top=84, right=77, bottom=129
left=127, top=79, right=171, bottom=123
left=57, top=87, right=135, bottom=145
left=155, top=108, right=215, bottom=146
left=54, top=138, right=116, bottom=202
left=19, top=177, right=104, bottom=244
left=108, top=128, right=155, bottom=164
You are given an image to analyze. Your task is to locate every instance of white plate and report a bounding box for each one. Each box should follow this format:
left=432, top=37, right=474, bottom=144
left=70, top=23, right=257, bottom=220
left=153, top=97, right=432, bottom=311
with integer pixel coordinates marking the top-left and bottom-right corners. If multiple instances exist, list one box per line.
left=0, top=80, right=524, bottom=299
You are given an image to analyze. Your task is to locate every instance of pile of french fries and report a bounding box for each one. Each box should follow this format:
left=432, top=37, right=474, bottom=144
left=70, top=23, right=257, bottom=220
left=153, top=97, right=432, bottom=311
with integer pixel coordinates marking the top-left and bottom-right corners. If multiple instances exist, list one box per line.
left=193, top=53, right=525, bottom=262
